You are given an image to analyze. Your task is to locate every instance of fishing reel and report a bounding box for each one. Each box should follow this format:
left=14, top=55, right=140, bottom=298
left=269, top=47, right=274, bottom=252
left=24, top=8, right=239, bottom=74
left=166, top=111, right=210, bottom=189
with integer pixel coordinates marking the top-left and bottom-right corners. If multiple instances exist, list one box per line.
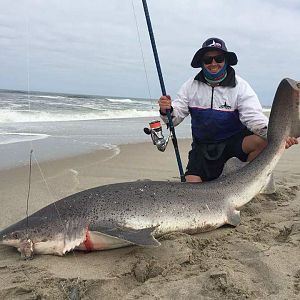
left=144, top=120, right=171, bottom=152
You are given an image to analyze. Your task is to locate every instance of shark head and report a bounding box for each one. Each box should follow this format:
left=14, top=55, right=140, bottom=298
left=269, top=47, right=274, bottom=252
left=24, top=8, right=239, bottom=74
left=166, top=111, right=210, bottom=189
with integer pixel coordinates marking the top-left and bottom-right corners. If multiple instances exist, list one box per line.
left=0, top=214, right=90, bottom=257
left=0, top=226, right=38, bottom=260
left=0, top=216, right=58, bottom=254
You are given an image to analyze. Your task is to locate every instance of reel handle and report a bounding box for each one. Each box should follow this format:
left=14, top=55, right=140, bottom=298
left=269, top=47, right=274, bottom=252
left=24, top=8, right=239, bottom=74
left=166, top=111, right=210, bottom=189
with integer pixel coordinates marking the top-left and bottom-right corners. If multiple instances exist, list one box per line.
left=144, top=128, right=151, bottom=135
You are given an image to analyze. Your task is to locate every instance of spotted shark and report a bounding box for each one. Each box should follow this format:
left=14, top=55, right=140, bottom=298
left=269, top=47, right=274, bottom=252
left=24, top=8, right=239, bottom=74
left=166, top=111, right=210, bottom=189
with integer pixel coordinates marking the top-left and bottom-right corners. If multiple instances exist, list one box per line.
left=0, top=78, right=299, bottom=258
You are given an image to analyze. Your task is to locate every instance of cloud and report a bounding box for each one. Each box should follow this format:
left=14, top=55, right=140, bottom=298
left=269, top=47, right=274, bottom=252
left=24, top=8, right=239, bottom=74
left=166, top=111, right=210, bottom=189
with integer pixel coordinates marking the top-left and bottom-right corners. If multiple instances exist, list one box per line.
left=0, top=0, right=299, bottom=105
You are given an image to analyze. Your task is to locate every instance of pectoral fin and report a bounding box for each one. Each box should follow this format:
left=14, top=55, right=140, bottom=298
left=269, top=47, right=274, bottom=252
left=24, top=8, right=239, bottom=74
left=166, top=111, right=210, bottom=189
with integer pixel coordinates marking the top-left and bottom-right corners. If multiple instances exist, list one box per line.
left=90, top=225, right=160, bottom=247
left=260, top=173, right=276, bottom=194
left=227, top=209, right=241, bottom=227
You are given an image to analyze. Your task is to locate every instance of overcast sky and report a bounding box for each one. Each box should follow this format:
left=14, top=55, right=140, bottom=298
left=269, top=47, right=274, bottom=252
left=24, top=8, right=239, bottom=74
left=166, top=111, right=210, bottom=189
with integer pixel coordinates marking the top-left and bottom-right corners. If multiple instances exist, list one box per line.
left=0, top=0, right=299, bottom=105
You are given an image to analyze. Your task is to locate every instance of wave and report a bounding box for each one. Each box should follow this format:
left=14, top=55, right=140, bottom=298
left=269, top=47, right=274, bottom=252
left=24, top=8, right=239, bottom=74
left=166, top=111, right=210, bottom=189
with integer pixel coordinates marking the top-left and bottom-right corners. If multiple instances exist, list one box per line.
left=0, top=132, right=49, bottom=145
left=0, top=109, right=159, bottom=123
left=105, top=98, right=134, bottom=103
left=35, top=95, right=67, bottom=100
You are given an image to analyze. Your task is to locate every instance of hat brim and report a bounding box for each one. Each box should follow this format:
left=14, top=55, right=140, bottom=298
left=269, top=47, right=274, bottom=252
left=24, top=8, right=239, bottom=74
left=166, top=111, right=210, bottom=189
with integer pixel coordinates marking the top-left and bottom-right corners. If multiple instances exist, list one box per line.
left=191, top=48, right=238, bottom=68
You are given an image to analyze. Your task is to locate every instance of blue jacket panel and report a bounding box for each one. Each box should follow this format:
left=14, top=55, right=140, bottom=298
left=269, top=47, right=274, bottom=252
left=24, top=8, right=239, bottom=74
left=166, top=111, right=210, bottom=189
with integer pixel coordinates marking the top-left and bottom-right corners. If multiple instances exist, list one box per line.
left=189, top=107, right=245, bottom=142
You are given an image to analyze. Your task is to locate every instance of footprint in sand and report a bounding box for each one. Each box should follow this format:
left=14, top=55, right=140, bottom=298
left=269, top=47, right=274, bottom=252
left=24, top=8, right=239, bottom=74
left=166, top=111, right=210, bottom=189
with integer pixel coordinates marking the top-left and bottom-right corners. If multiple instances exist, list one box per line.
left=275, top=225, right=293, bottom=243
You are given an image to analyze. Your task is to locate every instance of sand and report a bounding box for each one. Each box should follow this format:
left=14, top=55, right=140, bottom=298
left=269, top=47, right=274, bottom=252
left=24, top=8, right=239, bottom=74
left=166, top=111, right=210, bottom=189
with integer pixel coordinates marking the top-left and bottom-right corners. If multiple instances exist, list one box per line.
left=0, top=139, right=299, bottom=299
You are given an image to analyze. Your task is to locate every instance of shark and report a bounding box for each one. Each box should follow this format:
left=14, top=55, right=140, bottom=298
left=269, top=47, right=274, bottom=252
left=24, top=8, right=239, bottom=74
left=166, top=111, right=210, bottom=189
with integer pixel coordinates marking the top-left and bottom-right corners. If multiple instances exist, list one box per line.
left=0, top=78, right=299, bottom=258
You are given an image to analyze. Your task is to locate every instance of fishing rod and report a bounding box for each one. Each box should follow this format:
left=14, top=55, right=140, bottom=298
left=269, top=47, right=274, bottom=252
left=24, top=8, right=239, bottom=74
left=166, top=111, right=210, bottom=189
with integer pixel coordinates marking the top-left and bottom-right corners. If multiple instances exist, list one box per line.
left=141, top=0, right=185, bottom=182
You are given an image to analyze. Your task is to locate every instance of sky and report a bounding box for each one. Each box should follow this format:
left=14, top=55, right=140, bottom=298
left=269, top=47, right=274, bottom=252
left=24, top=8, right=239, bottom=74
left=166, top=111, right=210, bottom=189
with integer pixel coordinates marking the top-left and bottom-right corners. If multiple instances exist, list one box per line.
left=0, top=0, right=299, bottom=105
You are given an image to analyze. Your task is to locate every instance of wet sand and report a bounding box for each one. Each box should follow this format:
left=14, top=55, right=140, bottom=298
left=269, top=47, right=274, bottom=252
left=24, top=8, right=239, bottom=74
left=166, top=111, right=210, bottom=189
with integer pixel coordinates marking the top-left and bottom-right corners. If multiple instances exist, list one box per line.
left=0, top=139, right=299, bottom=299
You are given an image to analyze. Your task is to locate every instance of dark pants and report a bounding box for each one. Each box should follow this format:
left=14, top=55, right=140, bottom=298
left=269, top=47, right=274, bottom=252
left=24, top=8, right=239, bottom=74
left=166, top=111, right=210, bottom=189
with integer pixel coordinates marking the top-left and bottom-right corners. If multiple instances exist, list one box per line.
left=185, top=129, right=253, bottom=181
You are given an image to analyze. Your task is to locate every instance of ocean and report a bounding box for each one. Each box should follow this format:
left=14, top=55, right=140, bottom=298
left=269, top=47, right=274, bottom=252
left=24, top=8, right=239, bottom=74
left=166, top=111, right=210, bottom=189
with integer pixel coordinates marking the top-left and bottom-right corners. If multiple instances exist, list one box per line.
left=0, top=90, right=271, bottom=170
left=0, top=90, right=192, bottom=170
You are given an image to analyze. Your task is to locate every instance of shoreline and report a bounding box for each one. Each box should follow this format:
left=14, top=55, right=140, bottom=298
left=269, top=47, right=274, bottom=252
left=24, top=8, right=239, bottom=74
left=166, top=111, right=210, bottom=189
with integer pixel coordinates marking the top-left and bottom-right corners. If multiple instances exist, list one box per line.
left=0, top=116, right=192, bottom=171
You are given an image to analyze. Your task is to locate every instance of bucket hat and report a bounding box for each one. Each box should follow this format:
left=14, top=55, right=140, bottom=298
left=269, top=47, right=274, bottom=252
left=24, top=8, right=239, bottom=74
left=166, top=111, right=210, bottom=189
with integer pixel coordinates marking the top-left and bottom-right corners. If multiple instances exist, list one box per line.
left=191, top=37, right=238, bottom=68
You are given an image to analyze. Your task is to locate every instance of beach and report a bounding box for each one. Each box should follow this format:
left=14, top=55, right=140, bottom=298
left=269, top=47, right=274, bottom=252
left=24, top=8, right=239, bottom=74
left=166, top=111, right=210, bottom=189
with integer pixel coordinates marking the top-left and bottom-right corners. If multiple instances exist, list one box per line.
left=0, top=137, right=299, bottom=299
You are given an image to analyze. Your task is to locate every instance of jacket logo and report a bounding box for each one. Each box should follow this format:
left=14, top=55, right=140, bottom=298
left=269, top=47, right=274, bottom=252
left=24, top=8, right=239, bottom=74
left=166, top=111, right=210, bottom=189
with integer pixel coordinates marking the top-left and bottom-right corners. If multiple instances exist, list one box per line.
left=219, top=102, right=231, bottom=109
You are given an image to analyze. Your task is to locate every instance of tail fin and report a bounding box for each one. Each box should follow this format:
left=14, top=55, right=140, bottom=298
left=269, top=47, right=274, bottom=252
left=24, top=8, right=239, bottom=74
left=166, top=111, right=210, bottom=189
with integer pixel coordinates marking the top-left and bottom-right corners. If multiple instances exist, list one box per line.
left=290, top=80, right=300, bottom=138
left=268, top=78, right=300, bottom=142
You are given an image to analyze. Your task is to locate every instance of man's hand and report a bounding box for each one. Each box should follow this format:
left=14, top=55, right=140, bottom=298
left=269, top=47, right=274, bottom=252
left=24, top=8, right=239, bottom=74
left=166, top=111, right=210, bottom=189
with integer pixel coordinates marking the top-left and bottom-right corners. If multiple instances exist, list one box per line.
left=285, top=136, right=298, bottom=149
left=158, top=95, right=172, bottom=114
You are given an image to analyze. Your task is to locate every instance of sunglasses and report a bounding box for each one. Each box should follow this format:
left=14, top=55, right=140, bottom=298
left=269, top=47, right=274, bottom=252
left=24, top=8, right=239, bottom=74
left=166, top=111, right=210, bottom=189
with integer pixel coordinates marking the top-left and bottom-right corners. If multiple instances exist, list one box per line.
left=203, top=54, right=225, bottom=65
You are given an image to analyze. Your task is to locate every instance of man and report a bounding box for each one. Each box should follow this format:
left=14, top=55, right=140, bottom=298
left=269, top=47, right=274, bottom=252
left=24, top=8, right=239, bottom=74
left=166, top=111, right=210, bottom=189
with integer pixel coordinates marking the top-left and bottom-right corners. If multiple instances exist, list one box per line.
left=159, top=37, right=298, bottom=183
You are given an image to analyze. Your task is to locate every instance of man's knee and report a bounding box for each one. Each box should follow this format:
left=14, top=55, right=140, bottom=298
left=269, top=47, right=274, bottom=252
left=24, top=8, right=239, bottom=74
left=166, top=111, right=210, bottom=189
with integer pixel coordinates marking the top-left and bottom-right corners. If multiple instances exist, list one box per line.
left=242, top=135, right=267, bottom=154
left=242, top=135, right=267, bottom=161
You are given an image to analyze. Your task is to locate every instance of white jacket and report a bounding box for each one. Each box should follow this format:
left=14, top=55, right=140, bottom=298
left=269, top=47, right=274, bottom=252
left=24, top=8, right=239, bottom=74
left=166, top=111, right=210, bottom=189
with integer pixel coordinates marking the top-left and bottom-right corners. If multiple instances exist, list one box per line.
left=161, top=68, right=268, bottom=143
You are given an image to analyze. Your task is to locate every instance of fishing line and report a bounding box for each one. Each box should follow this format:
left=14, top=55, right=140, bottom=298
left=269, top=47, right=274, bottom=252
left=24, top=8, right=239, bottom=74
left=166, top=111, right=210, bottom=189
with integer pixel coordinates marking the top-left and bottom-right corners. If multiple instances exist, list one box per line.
left=24, top=33, right=82, bottom=299
left=25, top=150, right=33, bottom=234
left=24, top=5, right=82, bottom=280
left=131, top=0, right=154, bottom=109
left=33, top=156, right=82, bottom=263
left=24, top=2, right=61, bottom=241
left=25, top=6, right=34, bottom=238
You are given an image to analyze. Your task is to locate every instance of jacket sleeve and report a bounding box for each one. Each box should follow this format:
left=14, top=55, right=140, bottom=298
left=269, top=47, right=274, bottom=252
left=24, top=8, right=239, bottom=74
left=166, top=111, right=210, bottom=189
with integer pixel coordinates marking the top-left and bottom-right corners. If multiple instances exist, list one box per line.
left=160, top=80, right=191, bottom=126
left=237, top=80, right=269, bottom=139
